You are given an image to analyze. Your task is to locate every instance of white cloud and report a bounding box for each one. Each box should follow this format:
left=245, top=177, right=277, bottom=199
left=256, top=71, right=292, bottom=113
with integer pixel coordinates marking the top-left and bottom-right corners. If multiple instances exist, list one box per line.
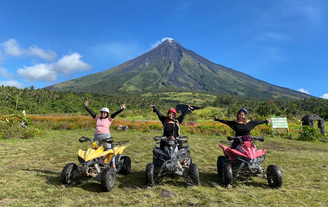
left=1, top=39, right=57, bottom=61
left=298, top=88, right=309, bottom=94
left=0, top=67, right=14, bottom=79
left=17, top=52, right=92, bottom=82
left=17, top=63, right=57, bottom=81
left=0, top=80, right=25, bottom=88
left=321, top=93, right=328, bottom=99
left=1, top=39, right=24, bottom=56
left=53, top=53, right=92, bottom=73
left=27, top=46, right=57, bottom=62
left=150, top=37, right=174, bottom=49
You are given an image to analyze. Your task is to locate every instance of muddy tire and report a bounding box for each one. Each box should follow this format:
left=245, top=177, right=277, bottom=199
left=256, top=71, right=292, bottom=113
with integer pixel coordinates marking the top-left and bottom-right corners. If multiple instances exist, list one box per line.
left=101, top=167, right=116, bottom=192
left=217, top=156, right=225, bottom=178
left=222, top=163, right=233, bottom=187
left=267, top=165, right=282, bottom=188
left=119, top=156, right=131, bottom=175
left=146, top=163, right=155, bottom=187
left=189, top=163, right=200, bottom=186
left=61, top=163, right=77, bottom=185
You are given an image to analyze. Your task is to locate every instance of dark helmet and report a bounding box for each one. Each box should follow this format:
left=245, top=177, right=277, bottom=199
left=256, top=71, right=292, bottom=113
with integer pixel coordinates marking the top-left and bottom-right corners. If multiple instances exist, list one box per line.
left=238, top=108, right=248, bottom=115
left=168, top=108, right=177, bottom=115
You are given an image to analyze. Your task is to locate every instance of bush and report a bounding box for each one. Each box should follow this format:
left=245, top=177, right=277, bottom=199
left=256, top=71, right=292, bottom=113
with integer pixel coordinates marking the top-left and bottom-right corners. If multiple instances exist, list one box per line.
left=298, top=125, right=324, bottom=141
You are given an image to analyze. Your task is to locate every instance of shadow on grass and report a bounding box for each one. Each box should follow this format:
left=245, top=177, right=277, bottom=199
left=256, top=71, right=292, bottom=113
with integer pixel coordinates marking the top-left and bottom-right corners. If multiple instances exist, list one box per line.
left=199, top=171, right=270, bottom=189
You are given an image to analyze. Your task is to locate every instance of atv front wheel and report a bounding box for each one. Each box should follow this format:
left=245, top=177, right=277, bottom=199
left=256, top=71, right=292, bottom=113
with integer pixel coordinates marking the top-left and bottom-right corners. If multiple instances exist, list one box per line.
left=101, top=167, right=116, bottom=192
left=267, top=165, right=282, bottom=188
left=61, top=163, right=77, bottom=184
left=217, top=156, right=225, bottom=178
left=189, top=163, right=200, bottom=186
left=119, top=156, right=131, bottom=175
left=146, top=163, right=154, bottom=187
left=222, top=163, right=233, bottom=187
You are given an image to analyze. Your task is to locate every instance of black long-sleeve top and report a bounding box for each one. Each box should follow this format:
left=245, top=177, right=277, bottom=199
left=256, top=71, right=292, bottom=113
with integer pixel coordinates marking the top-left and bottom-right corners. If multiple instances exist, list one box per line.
left=152, top=106, right=191, bottom=137
left=215, top=118, right=268, bottom=136
left=85, top=106, right=124, bottom=119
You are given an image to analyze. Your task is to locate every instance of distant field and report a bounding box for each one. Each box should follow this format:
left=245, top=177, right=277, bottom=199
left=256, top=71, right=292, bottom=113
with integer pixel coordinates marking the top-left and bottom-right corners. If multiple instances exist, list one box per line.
left=142, top=92, right=217, bottom=106
left=0, top=130, right=327, bottom=206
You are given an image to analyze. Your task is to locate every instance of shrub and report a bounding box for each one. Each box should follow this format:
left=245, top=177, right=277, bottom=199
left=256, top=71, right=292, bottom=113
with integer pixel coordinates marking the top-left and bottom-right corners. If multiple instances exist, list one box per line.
left=298, top=125, right=324, bottom=141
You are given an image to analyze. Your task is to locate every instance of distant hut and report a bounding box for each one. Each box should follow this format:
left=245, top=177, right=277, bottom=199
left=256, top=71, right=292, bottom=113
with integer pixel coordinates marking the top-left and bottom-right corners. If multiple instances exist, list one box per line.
left=301, top=114, right=326, bottom=137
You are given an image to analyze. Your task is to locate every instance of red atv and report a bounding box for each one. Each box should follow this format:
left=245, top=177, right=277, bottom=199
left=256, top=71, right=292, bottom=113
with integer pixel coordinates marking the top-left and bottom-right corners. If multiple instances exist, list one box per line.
left=217, top=136, right=282, bottom=188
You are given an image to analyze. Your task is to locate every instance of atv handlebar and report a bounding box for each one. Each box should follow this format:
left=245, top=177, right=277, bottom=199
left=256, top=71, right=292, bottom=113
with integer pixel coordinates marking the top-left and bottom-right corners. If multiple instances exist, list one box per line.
left=227, top=136, right=265, bottom=142
left=153, top=136, right=189, bottom=142
left=78, top=136, right=129, bottom=145
left=79, top=136, right=92, bottom=143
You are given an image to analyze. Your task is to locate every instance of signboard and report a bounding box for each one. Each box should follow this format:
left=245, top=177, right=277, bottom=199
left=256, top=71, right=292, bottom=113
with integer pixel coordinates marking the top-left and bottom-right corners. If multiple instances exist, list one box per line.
left=271, top=117, right=289, bottom=136
left=271, top=117, right=288, bottom=128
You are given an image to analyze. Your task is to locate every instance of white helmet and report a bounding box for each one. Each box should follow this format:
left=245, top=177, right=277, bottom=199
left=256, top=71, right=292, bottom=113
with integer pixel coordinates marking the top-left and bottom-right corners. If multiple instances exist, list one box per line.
left=100, top=107, right=110, bottom=113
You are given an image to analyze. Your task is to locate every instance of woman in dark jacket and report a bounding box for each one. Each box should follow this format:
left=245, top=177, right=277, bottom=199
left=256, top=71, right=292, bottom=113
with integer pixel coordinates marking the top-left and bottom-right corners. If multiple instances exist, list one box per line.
left=150, top=105, right=193, bottom=150
left=213, top=108, right=270, bottom=149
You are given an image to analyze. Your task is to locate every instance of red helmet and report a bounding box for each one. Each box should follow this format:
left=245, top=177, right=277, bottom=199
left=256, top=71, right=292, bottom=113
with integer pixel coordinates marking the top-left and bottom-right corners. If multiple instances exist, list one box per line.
left=168, top=108, right=177, bottom=115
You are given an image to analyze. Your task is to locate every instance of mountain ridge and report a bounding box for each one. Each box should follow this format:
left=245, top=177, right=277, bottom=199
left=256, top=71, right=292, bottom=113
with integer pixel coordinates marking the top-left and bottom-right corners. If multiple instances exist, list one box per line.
left=47, top=39, right=312, bottom=100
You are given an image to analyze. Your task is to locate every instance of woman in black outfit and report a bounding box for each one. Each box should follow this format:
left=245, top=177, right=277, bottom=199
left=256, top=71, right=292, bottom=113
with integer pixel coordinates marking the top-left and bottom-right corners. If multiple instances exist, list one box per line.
left=213, top=108, right=270, bottom=149
left=150, top=105, right=193, bottom=150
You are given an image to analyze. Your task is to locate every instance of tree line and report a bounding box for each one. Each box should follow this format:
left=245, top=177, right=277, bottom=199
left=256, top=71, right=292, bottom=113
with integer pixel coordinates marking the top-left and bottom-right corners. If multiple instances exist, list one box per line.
left=1, top=85, right=327, bottom=120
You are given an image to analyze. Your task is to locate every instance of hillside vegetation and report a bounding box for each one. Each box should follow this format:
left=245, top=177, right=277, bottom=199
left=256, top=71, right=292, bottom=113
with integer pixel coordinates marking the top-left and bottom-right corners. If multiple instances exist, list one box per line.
left=1, top=86, right=328, bottom=121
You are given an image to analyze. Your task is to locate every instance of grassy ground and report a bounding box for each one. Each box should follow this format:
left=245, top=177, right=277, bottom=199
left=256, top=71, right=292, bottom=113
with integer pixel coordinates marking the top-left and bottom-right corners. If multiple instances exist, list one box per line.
left=1, top=129, right=327, bottom=206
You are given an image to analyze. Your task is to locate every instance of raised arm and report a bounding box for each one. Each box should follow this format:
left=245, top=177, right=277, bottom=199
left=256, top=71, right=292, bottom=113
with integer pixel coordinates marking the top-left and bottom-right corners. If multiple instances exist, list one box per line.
left=177, top=105, right=193, bottom=124
left=84, top=101, right=96, bottom=119
left=212, top=116, right=230, bottom=125
left=253, top=119, right=270, bottom=126
left=150, top=105, right=166, bottom=124
left=111, top=104, right=126, bottom=119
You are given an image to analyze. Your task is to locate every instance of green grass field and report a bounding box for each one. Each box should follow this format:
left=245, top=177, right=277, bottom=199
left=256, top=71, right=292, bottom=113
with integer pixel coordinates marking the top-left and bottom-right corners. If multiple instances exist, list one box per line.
left=1, top=129, right=327, bottom=206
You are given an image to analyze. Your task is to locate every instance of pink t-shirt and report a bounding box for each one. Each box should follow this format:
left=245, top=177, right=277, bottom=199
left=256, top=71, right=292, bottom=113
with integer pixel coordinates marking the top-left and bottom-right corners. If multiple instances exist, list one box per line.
left=94, top=115, right=113, bottom=134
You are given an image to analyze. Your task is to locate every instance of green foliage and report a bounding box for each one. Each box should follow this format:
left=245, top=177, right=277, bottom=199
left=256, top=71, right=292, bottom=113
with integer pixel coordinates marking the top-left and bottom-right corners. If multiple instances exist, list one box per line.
left=1, top=86, right=328, bottom=123
left=298, top=125, right=324, bottom=141
left=0, top=115, right=45, bottom=139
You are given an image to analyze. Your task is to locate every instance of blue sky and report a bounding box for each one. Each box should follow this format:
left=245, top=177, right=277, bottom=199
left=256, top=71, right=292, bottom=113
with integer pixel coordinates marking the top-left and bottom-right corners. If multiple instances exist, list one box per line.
left=0, top=0, right=327, bottom=99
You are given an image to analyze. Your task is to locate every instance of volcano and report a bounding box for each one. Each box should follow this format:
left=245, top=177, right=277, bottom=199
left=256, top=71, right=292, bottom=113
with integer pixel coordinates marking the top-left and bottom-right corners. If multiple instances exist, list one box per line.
left=47, top=39, right=311, bottom=99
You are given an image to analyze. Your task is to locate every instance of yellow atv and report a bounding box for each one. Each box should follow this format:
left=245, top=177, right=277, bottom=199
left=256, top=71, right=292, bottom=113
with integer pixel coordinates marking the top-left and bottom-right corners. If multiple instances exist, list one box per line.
left=61, top=136, right=130, bottom=192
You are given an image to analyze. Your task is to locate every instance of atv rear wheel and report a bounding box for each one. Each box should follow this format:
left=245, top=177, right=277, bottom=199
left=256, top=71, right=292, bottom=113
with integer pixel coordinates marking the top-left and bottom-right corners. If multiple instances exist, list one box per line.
left=61, top=163, right=77, bottom=185
left=146, top=163, right=155, bottom=187
left=267, top=165, right=282, bottom=188
left=189, top=163, right=200, bottom=186
left=101, top=167, right=116, bottom=192
left=217, top=156, right=225, bottom=178
left=119, top=156, right=131, bottom=175
left=222, top=163, right=233, bottom=187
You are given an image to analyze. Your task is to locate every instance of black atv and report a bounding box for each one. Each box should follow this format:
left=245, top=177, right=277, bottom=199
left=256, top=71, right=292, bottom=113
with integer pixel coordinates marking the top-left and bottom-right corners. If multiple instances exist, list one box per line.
left=145, top=136, right=200, bottom=186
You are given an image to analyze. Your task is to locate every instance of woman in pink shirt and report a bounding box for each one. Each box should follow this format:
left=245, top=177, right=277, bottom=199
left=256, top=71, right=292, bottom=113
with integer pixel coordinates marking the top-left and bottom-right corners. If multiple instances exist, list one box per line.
left=84, top=101, right=126, bottom=171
